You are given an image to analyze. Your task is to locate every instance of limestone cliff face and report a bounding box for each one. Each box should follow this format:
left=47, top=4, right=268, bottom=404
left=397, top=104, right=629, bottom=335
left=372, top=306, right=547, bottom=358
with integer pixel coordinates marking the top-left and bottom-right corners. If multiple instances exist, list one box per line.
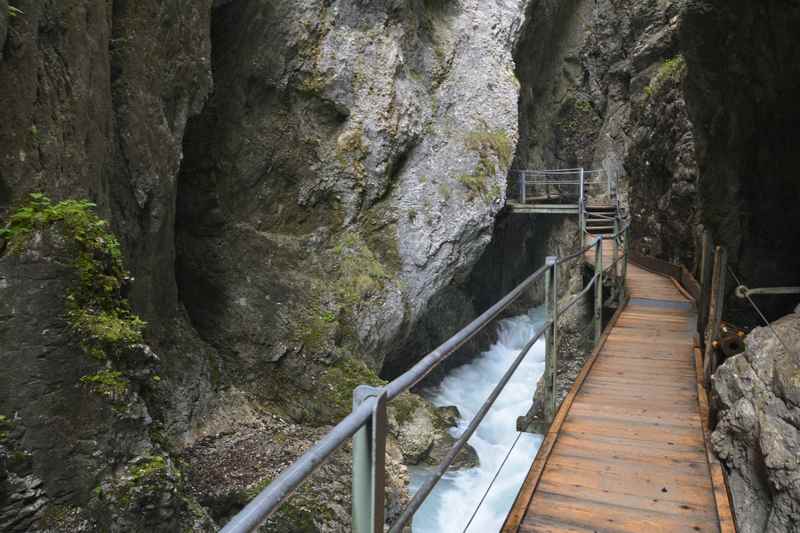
left=0, top=0, right=531, bottom=530
left=176, top=0, right=528, bottom=394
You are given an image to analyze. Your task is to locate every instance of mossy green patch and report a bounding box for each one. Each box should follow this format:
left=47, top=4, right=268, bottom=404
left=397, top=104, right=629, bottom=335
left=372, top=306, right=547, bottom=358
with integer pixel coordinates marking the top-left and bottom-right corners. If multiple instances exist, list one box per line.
left=129, top=455, right=168, bottom=483
left=389, top=392, right=426, bottom=427
left=0, top=194, right=145, bottom=363
left=319, top=356, right=386, bottom=418
left=465, top=130, right=513, bottom=169
left=333, top=230, right=390, bottom=312
left=0, top=414, right=12, bottom=442
left=458, top=129, right=512, bottom=201
left=0, top=194, right=146, bottom=403
left=336, top=126, right=368, bottom=182
left=645, top=55, right=686, bottom=97
left=80, top=369, right=129, bottom=400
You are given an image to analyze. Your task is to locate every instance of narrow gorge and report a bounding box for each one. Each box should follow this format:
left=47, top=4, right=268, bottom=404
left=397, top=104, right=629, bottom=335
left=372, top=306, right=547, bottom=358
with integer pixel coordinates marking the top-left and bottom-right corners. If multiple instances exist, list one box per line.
left=0, top=1, right=798, bottom=532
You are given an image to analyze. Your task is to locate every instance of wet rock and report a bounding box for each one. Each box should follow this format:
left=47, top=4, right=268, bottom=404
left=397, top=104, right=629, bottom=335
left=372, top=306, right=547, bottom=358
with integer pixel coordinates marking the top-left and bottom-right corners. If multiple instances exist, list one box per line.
left=388, top=394, right=478, bottom=470
left=435, top=405, right=461, bottom=428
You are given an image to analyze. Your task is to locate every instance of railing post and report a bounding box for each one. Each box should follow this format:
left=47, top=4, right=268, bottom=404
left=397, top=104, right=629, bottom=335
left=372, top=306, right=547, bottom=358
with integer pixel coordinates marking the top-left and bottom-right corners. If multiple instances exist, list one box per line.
left=612, top=219, right=620, bottom=303
left=352, top=386, right=387, bottom=533
left=620, top=225, right=629, bottom=306
left=544, top=256, right=559, bottom=421
left=579, top=168, right=585, bottom=250
left=594, top=238, right=604, bottom=344
left=519, top=172, right=526, bottom=204
left=703, top=247, right=727, bottom=389
left=698, top=229, right=713, bottom=341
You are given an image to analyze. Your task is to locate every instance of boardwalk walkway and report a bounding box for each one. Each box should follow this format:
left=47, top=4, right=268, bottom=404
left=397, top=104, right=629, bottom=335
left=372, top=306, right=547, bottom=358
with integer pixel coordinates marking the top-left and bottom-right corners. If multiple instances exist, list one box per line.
left=503, top=261, right=735, bottom=532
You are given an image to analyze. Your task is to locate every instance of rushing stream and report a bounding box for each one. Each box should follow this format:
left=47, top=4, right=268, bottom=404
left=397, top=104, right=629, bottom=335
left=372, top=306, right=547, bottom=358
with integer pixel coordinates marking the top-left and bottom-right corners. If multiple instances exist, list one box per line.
left=409, top=307, right=547, bottom=532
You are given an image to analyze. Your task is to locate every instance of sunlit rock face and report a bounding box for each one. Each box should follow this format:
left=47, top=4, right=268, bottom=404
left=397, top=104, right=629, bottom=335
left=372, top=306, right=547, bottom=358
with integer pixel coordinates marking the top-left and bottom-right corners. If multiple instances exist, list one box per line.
left=175, top=0, right=529, bottom=394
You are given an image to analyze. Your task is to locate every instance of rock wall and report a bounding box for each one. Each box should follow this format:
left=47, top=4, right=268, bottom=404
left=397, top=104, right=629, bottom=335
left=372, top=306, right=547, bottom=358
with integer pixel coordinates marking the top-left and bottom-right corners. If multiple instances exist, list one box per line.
left=0, top=0, right=532, bottom=530
left=712, top=312, right=800, bottom=533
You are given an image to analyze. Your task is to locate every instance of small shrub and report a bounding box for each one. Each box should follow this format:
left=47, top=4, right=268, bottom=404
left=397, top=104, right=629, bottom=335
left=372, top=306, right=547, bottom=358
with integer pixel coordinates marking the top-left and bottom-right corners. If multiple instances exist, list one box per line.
left=644, top=55, right=686, bottom=97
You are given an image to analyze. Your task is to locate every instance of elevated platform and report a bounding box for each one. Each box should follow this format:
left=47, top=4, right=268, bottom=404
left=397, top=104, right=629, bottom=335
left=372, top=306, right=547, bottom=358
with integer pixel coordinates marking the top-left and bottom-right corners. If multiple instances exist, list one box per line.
left=503, top=263, right=736, bottom=533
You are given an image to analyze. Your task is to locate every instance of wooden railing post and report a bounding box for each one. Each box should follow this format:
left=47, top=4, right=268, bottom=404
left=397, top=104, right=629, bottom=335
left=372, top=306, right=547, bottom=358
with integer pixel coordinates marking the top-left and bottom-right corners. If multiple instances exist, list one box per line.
left=703, top=246, right=727, bottom=389
left=620, top=225, right=629, bottom=306
left=519, top=172, right=526, bottom=204
left=594, top=238, right=604, bottom=344
left=544, top=257, right=559, bottom=421
left=612, top=219, right=620, bottom=303
left=698, top=229, right=713, bottom=341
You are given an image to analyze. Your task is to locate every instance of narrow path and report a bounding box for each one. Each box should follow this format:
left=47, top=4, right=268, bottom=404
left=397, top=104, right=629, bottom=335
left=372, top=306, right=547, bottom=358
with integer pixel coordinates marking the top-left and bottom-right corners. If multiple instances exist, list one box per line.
left=503, top=263, right=735, bottom=532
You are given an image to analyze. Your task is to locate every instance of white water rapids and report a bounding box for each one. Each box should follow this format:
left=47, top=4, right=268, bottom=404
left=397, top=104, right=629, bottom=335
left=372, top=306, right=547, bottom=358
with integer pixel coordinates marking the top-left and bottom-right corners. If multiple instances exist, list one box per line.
left=409, top=307, right=547, bottom=532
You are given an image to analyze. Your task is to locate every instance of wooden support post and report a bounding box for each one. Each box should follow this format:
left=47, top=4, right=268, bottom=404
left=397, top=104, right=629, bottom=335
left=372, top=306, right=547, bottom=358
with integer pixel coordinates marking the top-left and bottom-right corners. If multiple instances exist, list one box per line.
left=698, top=229, right=713, bottom=341
left=703, top=246, right=727, bottom=389
left=594, top=238, right=604, bottom=345
left=519, top=172, right=526, bottom=204
left=612, top=219, right=620, bottom=302
left=619, top=225, right=629, bottom=306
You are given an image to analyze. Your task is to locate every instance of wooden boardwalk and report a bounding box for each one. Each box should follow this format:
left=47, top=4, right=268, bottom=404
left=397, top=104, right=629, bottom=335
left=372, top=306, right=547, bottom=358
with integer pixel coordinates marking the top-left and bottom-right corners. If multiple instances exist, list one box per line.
left=503, top=261, right=736, bottom=532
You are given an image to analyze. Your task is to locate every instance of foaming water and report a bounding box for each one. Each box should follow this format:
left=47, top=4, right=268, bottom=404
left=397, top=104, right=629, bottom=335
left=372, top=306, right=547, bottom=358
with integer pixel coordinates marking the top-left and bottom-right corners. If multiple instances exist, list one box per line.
left=409, top=307, right=546, bottom=532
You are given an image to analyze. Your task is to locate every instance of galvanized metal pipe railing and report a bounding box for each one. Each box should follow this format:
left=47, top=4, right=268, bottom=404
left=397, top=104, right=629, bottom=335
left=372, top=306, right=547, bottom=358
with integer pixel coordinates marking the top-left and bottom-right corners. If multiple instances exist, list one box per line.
left=221, top=262, right=547, bottom=533
left=509, top=168, right=611, bottom=206
left=222, top=216, right=631, bottom=533
left=388, top=318, right=553, bottom=532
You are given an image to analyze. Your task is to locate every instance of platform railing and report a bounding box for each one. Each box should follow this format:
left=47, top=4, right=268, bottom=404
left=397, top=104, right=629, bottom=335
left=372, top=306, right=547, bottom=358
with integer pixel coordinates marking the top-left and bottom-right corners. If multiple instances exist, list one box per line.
left=220, top=221, right=631, bottom=533
left=511, top=168, right=612, bottom=205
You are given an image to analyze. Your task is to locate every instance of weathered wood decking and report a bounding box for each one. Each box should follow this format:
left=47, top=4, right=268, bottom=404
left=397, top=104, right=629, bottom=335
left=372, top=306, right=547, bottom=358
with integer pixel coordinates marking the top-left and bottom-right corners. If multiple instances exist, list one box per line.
left=503, top=260, right=736, bottom=532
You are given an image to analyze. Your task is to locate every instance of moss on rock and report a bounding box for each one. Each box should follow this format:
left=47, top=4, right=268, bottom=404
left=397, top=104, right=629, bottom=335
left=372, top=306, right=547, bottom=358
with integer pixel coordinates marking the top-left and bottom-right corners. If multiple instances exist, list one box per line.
left=645, top=55, right=686, bottom=97
left=319, top=356, right=387, bottom=418
left=458, top=129, right=512, bottom=201
left=0, top=193, right=145, bottom=363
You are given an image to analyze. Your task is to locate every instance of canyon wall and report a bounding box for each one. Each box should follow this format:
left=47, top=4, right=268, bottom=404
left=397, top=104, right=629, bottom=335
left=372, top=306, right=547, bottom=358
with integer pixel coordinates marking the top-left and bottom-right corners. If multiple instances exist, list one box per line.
left=0, top=0, right=532, bottom=530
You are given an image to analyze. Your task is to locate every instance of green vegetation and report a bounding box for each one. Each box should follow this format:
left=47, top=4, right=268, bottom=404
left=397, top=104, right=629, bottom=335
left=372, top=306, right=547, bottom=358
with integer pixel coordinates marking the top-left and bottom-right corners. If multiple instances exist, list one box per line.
left=645, top=55, right=686, bottom=97
left=0, top=194, right=146, bottom=363
left=319, top=356, right=386, bottom=418
left=574, top=99, right=593, bottom=113
left=389, top=393, right=426, bottom=426
left=129, top=455, right=168, bottom=483
left=333, top=231, right=390, bottom=310
left=465, top=130, right=513, bottom=169
left=8, top=5, right=24, bottom=17
left=1, top=194, right=146, bottom=403
left=0, top=414, right=12, bottom=442
left=458, top=129, right=513, bottom=201
left=438, top=182, right=452, bottom=201
left=80, top=369, right=129, bottom=399
left=336, top=126, right=368, bottom=181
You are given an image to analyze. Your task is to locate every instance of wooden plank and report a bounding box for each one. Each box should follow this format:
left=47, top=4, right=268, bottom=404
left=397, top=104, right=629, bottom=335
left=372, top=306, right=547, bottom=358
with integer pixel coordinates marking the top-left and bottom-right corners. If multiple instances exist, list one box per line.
left=527, top=492, right=720, bottom=533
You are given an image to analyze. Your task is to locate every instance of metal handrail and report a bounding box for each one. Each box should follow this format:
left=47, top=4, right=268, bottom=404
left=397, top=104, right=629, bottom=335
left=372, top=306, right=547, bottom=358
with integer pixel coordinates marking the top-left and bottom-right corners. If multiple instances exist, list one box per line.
left=221, top=263, right=547, bottom=533
left=222, top=217, right=631, bottom=533
left=388, top=318, right=553, bottom=532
